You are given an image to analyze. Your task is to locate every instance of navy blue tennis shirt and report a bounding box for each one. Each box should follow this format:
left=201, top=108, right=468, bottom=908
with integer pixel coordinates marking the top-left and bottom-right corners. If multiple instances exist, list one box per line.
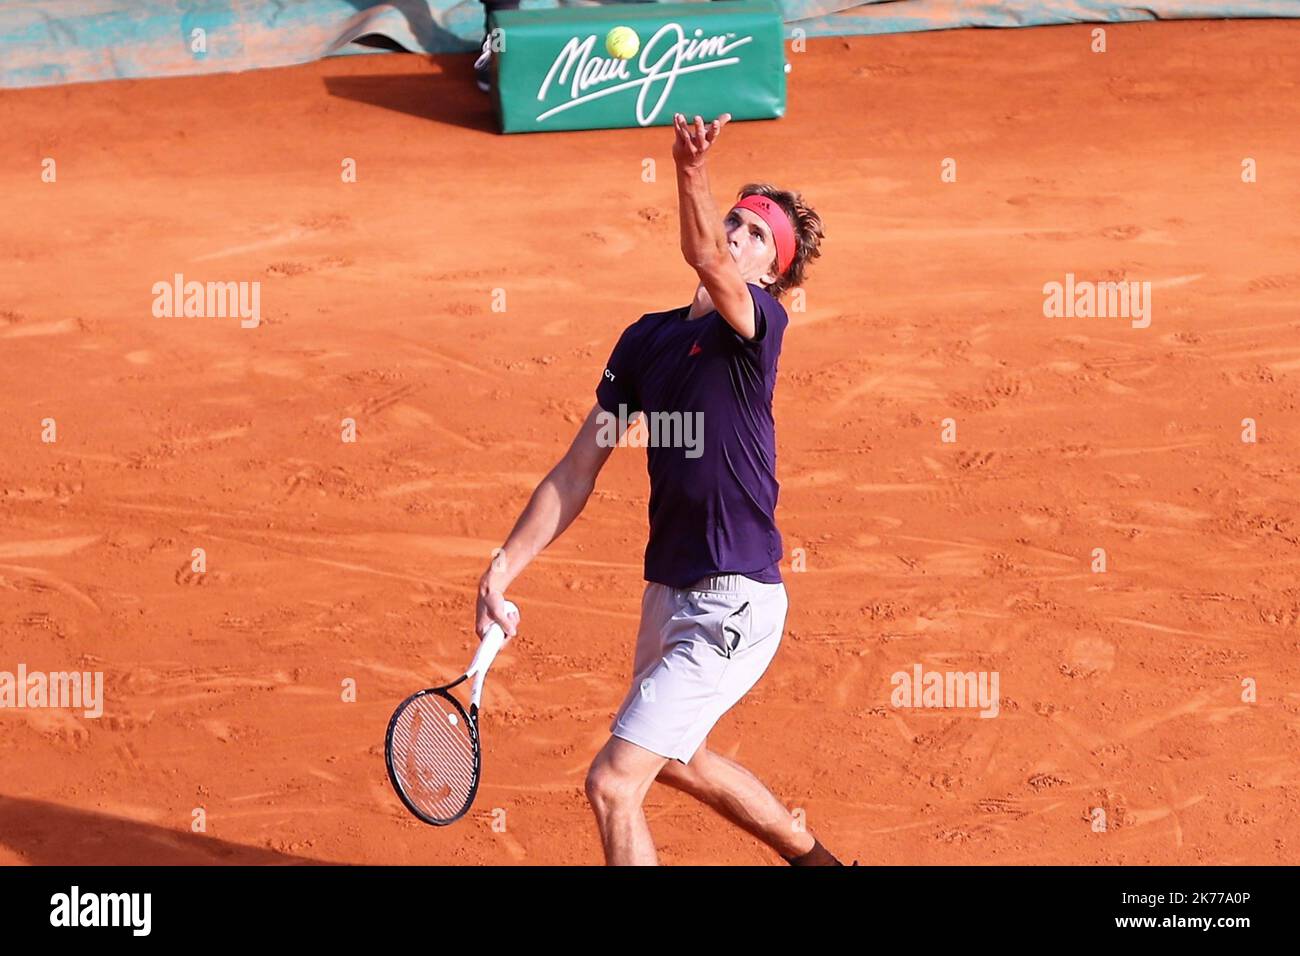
left=595, top=283, right=790, bottom=589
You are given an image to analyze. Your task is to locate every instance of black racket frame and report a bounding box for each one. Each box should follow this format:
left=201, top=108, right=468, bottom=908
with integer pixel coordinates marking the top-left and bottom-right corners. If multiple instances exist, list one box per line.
left=384, top=674, right=483, bottom=826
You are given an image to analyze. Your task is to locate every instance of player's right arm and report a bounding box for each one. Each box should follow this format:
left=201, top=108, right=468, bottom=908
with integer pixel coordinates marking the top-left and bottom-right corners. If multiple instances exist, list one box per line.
left=475, top=403, right=617, bottom=639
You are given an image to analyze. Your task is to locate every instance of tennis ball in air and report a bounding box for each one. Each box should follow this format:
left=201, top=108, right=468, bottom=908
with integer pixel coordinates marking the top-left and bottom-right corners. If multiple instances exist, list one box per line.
left=605, top=26, right=639, bottom=60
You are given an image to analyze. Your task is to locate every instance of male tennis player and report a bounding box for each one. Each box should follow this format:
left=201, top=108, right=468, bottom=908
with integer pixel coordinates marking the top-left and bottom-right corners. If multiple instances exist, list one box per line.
left=475, top=113, right=843, bottom=865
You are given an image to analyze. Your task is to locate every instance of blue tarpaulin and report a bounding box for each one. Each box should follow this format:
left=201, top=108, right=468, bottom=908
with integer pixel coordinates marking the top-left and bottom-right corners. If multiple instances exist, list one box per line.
left=1, top=0, right=1296, bottom=89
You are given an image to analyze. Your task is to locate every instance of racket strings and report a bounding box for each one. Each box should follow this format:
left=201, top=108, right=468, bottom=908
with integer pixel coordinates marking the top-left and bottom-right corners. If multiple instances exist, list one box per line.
left=391, top=693, right=478, bottom=820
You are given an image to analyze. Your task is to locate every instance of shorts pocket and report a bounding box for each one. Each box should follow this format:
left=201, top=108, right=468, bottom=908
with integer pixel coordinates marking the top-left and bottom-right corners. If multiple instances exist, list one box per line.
left=720, top=601, right=752, bottom=658
left=674, top=590, right=752, bottom=659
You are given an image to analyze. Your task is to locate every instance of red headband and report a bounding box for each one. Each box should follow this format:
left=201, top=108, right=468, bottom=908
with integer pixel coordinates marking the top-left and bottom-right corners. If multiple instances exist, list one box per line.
left=730, top=194, right=796, bottom=277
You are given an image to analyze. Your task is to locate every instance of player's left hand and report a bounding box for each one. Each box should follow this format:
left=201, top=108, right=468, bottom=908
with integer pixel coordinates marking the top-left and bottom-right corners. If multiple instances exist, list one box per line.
left=672, top=112, right=731, bottom=169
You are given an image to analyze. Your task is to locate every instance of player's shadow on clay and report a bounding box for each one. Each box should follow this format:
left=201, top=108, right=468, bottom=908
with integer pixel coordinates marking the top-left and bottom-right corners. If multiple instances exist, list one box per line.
left=324, top=63, right=498, bottom=132
left=0, top=795, right=326, bottom=865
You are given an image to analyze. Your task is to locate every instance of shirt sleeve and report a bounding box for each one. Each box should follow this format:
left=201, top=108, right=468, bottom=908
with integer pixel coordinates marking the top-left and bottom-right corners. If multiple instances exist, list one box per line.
left=595, top=322, right=642, bottom=414
left=728, top=283, right=789, bottom=368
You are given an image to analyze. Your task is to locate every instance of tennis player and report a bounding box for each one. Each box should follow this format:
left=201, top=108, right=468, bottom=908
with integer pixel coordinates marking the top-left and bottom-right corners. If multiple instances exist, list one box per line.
left=475, top=113, right=844, bottom=865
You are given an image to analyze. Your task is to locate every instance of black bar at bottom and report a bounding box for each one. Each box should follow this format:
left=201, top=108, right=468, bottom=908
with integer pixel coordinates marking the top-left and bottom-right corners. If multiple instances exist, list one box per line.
left=0, top=865, right=1287, bottom=941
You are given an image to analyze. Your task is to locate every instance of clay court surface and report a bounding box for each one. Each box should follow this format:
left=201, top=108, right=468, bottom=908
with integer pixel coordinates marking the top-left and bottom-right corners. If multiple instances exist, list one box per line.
left=1, top=20, right=1298, bottom=865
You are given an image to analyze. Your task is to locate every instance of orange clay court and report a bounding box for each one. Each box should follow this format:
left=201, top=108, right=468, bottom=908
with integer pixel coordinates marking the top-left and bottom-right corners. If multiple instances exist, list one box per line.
left=1, top=20, right=1298, bottom=865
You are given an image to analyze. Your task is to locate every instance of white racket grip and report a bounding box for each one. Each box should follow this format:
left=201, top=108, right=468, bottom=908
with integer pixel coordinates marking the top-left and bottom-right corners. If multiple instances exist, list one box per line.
left=468, top=600, right=518, bottom=709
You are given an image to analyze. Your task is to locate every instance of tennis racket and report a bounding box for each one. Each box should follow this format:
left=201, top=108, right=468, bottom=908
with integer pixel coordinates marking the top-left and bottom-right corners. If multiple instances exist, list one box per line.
left=385, top=600, right=518, bottom=826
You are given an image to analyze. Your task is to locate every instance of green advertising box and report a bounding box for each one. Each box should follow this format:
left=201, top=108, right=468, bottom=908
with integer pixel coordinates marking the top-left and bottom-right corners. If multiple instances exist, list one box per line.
left=489, top=0, right=788, bottom=134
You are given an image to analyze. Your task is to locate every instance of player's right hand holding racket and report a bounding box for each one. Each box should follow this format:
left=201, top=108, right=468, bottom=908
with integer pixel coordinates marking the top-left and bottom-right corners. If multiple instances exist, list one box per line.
left=385, top=600, right=519, bottom=826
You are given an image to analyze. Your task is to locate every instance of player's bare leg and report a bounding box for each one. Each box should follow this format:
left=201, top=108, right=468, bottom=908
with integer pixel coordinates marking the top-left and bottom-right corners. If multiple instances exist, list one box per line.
left=584, top=735, right=670, bottom=865
left=656, top=742, right=841, bottom=864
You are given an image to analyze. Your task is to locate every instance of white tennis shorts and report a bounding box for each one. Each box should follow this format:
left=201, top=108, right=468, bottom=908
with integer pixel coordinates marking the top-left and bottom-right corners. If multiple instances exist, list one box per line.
left=609, top=573, right=788, bottom=764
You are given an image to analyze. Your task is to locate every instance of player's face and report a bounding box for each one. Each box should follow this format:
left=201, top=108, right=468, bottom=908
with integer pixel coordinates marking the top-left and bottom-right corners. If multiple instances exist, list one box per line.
left=725, top=208, right=778, bottom=287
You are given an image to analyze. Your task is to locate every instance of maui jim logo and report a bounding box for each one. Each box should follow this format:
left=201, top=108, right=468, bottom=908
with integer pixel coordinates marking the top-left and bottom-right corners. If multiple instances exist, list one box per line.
left=536, top=24, right=752, bottom=126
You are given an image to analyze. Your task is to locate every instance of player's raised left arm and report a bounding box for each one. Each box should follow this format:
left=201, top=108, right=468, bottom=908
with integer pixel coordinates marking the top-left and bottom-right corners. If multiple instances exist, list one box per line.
left=673, top=112, right=756, bottom=341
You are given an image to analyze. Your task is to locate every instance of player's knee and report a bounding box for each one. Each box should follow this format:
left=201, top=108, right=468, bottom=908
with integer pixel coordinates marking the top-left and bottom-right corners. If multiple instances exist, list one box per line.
left=584, top=762, right=640, bottom=810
